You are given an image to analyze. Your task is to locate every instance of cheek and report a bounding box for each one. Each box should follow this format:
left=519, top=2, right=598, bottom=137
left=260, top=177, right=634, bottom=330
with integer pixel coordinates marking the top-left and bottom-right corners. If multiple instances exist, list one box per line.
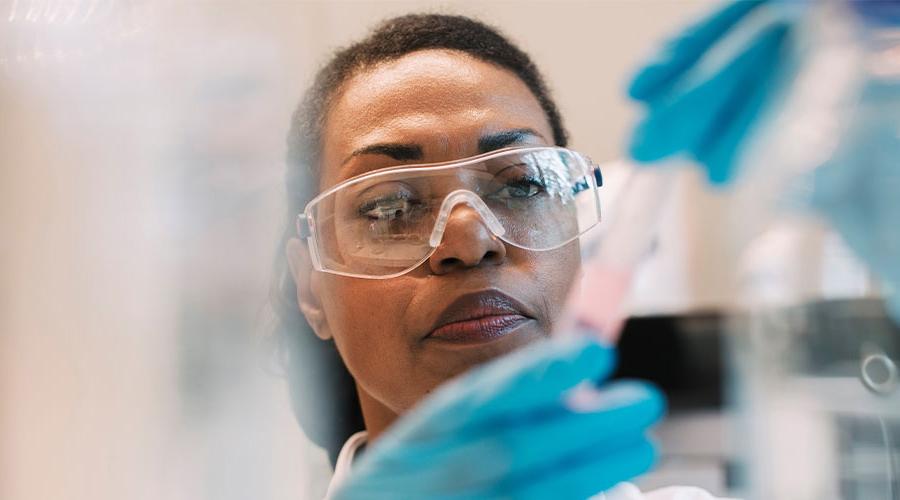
left=523, top=245, right=581, bottom=323
left=320, top=277, right=410, bottom=351
left=317, top=276, right=422, bottom=408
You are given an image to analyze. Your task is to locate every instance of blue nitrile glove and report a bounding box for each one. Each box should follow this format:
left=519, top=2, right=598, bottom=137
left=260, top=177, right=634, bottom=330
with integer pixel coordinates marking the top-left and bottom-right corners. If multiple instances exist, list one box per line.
left=627, top=0, right=800, bottom=185
left=332, top=336, right=665, bottom=500
left=811, top=78, right=900, bottom=325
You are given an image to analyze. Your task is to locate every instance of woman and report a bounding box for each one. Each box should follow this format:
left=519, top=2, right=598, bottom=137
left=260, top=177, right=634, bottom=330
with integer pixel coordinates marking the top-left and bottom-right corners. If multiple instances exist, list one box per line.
left=274, top=14, right=723, bottom=500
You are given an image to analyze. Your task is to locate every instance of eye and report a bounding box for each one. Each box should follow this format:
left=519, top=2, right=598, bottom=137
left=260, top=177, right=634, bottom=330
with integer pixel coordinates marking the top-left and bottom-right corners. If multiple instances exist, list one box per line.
left=491, top=175, right=547, bottom=199
left=358, top=195, right=423, bottom=221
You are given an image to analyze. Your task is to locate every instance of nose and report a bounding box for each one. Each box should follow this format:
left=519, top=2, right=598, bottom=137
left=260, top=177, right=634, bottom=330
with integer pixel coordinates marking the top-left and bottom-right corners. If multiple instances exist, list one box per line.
left=427, top=205, right=507, bottom=275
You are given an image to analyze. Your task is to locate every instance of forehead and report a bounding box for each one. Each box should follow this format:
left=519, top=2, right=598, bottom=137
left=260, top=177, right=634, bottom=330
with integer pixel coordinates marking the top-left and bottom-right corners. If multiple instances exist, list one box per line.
left=320, top=49, right=553, bottom=186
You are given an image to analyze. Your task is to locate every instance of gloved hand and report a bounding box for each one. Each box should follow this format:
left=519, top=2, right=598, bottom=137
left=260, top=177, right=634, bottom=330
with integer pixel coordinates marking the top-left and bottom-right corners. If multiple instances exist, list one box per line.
left=331, top=335, right=665, bottom=500
left=627, top=0, right=799, bottom=185
left=811, top=79, right=900, bottom=324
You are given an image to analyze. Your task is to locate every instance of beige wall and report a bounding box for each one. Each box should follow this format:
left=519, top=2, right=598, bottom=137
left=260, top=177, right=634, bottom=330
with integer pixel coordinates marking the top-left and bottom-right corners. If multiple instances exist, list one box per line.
left=229, top=0, right=718, bottom=162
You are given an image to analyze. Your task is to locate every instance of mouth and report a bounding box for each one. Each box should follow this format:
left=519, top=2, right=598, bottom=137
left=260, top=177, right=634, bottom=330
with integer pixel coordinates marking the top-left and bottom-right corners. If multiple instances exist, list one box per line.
left=426, top=290, right=535, bottom=345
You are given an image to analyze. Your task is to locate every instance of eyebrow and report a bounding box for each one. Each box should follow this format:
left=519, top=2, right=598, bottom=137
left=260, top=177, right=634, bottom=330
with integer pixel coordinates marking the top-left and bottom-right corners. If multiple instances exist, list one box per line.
left=340, top=128, right=546, bottom=167
left=478, top=128, right=544, bottom=153
left=341, top=143, right=423, bottom=166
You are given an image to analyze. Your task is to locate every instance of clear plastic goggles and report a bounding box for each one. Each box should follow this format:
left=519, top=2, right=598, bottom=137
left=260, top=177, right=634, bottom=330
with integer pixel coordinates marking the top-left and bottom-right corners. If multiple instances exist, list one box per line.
left=297, top=146, right=603, bottom=279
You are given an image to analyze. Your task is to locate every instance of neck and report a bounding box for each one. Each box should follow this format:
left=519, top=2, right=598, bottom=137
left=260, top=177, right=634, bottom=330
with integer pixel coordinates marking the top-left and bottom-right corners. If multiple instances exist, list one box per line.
left=356, top=385, right=399, bottom=443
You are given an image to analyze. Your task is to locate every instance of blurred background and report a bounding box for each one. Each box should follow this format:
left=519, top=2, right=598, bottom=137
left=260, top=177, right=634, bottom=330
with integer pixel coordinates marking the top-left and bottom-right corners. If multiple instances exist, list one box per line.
left=3, top=1, right=827, bottom=499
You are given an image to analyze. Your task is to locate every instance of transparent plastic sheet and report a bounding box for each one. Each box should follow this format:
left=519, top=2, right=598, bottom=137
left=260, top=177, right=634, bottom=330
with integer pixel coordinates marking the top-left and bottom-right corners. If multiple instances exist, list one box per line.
left=730, top=215, right=900, bottom=499
left=0, top=2, right=328, bottom=499
left=610, top=0, right=900, bottom=496
left=721, top=1, right=900, bottom=498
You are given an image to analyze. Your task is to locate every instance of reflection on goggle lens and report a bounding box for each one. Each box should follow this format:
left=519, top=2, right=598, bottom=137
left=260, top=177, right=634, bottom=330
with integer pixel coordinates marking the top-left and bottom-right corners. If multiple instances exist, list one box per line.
left=298, top=147, right=603, bottom=279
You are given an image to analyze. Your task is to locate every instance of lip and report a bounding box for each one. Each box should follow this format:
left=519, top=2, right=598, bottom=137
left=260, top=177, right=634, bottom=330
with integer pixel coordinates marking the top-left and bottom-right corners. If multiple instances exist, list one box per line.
left=426, top=290, right=535, bottom=344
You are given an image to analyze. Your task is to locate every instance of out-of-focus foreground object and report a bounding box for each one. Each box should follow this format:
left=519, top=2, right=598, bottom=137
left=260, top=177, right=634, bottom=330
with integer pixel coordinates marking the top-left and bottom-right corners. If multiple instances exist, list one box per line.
left=627, top=0, right=802, bottom=185
left=0, top=2, right=326, bottom=499
left=719, top=1, right=900, bottom=498
left=619, top=1, right=900, bottom=498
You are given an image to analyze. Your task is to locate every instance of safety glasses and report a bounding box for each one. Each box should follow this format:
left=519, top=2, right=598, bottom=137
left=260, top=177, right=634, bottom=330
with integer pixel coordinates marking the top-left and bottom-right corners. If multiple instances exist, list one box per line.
left=297, top=146, right=603, bottom=279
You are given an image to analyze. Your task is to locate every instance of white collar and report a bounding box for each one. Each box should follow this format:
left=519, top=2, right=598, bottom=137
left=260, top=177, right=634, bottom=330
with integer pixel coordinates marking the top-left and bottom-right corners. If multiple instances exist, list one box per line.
left=324, top=431, right=368, bottom=499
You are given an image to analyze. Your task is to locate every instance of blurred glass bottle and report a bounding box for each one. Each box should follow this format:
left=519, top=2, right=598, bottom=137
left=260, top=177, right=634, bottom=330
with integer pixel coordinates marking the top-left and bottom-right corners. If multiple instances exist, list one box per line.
left=729, top=1, right=900, bottom=499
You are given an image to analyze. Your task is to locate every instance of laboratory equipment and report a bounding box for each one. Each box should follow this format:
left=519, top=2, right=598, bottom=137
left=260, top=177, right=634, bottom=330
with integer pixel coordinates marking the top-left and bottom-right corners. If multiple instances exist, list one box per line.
left=625, top=0, right=900, bottom=497
left=721, top=1, right=900, bottom=498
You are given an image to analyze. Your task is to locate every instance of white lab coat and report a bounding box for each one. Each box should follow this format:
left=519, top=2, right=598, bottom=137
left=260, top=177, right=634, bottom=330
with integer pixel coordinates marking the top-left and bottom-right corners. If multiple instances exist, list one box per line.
left=325, top=432, right=737, bottom=500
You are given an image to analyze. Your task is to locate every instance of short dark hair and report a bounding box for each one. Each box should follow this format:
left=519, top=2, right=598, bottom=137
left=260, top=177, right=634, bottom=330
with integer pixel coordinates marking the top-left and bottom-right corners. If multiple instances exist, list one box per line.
left=271, top=13, right=569, bottom=465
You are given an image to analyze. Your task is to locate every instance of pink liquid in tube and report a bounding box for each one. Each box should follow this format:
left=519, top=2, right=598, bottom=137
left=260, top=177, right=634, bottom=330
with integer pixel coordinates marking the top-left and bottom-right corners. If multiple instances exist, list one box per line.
left=557, top=167, right=678, bottom=344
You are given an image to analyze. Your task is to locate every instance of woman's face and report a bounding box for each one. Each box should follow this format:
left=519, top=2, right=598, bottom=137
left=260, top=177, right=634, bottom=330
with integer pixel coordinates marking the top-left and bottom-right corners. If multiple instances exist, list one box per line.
left=288, top=49, right=580, bottom=427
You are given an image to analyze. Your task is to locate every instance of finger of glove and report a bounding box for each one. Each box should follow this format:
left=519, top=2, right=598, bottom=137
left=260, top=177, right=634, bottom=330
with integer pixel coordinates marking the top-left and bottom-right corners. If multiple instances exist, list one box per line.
left=348, top=381, right=663, bottom=496
left=338, top=362, right=652, bottom=498
left=491, top=380, right=665, bottom=476
left=505, top=437, right=658, bottom=500
left=385, top=336, right=615, bottom=443
left=629, top=76, right=722, bottom=163
left=380, top=380, right=662, bottom=470
left=628, top=0, right=768, bottom=102
left=692, top=22, right=792, bottom=185
left=628, top=20, right=789, bottom=164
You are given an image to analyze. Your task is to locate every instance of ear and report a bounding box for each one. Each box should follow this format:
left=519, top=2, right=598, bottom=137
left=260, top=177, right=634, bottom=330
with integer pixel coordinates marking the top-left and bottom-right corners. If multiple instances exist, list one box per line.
left=286, top=237, right=332, bottom=340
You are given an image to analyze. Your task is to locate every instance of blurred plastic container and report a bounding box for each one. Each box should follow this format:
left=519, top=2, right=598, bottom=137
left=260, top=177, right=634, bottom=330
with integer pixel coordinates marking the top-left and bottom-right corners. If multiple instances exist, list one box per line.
left=727, top=1, right=900, bottom=498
